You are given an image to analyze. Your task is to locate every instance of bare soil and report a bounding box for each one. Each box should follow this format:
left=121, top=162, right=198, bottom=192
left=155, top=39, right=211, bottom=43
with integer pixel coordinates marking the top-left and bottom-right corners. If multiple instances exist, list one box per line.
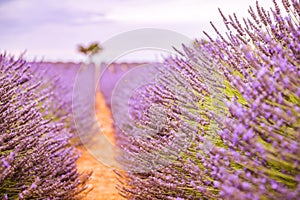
left=76, top=92, right=124, bottom=200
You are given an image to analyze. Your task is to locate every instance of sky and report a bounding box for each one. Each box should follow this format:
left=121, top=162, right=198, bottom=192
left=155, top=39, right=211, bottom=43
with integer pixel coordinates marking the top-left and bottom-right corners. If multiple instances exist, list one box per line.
left=0, top=0, right=273, bottom=62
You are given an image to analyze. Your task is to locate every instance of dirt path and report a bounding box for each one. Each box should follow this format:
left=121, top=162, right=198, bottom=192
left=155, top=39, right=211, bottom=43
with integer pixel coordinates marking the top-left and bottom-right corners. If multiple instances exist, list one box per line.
left=76, top=92, right=124, bottom=200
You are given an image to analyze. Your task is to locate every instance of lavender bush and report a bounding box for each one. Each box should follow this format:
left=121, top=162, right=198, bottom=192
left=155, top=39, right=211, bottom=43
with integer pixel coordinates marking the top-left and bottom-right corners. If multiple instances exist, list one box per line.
left=31, top=62, right=97, bottom=146
left=116, top=0, right=300, bottom=199
left=0, top=55, right=90, bottom=199
left=30, top=62, right=82, bottom=145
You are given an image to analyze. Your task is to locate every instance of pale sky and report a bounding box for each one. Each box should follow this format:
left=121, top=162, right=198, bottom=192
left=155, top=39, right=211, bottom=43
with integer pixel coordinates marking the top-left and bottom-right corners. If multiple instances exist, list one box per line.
left=0, top=0, right=273, bottom=62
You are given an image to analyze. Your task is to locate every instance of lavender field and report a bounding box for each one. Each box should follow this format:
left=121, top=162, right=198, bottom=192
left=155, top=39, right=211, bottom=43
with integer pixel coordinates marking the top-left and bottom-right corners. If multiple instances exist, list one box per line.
left=1, top=0, right=300, bottom=199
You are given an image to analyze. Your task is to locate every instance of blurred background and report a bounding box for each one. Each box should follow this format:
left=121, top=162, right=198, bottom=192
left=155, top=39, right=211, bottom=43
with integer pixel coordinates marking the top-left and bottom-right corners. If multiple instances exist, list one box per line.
left=0, top=0, right=271, bottom=62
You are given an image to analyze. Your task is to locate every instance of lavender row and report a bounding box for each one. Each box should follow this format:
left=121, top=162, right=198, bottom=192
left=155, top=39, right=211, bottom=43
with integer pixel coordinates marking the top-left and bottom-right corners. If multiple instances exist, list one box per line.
left=116, top=0, right=300, bottom=199
left=0, top=55, right=90, bottom=199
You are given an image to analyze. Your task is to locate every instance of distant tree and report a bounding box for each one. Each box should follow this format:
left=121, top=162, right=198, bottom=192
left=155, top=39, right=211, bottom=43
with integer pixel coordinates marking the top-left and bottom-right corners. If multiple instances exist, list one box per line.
left=77, top=42, right=103, bottom=88
left=77, top=42, right=103, bottom=57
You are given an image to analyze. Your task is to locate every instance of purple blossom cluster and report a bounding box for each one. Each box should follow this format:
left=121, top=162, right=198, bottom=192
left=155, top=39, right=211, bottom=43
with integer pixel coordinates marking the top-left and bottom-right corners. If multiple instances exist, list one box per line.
left=0, top=55, right=90, bottom=199
left=116, top=0, right=300, bottom=199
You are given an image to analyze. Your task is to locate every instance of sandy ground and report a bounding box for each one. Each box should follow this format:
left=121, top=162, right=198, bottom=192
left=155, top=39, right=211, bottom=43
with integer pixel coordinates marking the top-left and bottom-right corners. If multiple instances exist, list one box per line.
left=76, top=92, right=124, bottom=200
